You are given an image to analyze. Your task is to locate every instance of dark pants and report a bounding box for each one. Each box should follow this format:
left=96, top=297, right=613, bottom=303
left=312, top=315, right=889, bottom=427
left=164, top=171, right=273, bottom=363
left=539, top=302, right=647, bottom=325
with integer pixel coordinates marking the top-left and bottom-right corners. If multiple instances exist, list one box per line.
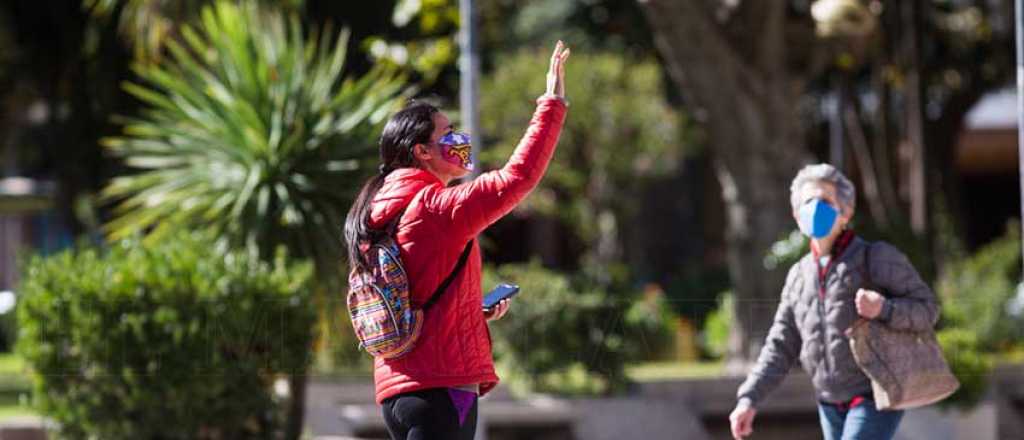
left=382, top=388, right=478, bottom=440
left=818, top=397, right=904, bottom=440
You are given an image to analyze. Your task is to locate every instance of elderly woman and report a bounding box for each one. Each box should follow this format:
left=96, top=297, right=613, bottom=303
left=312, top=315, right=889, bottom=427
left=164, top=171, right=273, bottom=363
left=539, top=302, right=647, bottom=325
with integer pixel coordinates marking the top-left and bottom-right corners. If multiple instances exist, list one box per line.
left=729, top=164, right=939, bottom=440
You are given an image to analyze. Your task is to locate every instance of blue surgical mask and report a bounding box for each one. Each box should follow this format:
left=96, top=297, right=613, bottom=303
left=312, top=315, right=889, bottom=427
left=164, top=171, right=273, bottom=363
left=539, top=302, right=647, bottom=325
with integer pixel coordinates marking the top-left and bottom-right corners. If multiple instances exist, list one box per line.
left=798, top=198, right=838, bottom=239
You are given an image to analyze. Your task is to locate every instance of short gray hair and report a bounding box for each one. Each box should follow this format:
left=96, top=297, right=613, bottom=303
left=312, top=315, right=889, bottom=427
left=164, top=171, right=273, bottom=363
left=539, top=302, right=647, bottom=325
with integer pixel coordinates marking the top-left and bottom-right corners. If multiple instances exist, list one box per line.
left=789, top=164, right=856, bottom=214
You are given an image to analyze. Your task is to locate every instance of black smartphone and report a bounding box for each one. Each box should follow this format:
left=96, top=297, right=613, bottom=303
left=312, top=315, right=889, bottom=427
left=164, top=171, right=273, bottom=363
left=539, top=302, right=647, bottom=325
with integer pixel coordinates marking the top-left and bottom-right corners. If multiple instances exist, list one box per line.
left=482, top=283, right=520, bottom=311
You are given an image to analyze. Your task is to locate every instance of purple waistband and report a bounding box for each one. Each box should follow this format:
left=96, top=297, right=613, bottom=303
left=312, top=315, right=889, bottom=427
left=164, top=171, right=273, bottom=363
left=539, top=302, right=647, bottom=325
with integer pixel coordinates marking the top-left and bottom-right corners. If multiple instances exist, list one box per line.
left=447, top=388, right=477, bottom=426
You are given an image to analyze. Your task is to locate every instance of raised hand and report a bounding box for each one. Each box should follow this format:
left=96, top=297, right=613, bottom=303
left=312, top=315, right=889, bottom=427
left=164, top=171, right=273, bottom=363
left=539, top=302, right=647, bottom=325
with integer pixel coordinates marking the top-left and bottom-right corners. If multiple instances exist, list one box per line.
left=545, top=40, right=570, bottom=99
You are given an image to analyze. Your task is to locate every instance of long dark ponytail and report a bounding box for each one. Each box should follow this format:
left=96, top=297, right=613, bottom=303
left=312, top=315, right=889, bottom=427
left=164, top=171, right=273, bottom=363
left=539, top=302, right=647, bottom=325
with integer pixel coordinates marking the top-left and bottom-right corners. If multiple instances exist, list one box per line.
left=344, top=101, right=439, bottom=271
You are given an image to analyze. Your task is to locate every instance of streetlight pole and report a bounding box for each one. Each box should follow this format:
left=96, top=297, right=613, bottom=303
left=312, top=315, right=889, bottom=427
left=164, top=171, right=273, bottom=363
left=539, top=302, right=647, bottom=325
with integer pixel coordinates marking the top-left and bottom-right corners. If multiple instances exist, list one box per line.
left=460, top=0, right=482, bottom=179
left=459, top=8, right=489, bottom=439
left=1017, top=0, right=1023, bottom=276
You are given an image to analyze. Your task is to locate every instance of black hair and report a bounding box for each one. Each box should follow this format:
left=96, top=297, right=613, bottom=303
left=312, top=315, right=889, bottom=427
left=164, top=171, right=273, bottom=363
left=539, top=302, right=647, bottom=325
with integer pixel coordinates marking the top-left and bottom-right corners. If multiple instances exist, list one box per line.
left=344, top=100, right=439, bottom=271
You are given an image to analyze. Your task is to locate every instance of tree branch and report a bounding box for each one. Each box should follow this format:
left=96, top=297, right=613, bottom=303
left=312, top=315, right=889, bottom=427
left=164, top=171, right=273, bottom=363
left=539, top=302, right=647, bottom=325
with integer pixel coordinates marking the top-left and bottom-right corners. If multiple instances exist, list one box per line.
left=845, top=100, right=890, bottom=227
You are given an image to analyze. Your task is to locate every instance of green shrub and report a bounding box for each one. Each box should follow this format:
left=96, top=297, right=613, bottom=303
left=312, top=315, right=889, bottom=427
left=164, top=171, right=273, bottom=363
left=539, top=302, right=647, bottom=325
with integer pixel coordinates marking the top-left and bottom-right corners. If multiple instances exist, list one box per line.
left=316, top=292, right=373, bottom=375
left=16, top=231, right=314, bottom=439
left=623, top=285, right=677, bottom=363
left=702, top=291, right=734, bottom=360
left=929, top=223, right=1023, bottom=410
left=937, top=328, right=992, bottom=410
left=483, top=262, right=673, bottom=396
left=937, top=223, right=1023, bottom=352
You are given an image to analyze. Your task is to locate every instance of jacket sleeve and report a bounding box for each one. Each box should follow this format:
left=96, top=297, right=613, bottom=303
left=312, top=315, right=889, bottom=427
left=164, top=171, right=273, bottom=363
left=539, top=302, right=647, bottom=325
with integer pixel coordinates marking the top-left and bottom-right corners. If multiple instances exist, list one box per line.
left=422, top=96, right=567, bottom=238
left=870, top=242, right=940, bottom=332
left=736, top=263, right=804, bottom=408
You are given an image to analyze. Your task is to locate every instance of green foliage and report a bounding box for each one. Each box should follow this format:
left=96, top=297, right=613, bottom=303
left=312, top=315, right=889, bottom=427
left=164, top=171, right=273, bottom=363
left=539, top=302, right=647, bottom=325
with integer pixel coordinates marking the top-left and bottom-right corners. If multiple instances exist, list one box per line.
left=381, top=0, right=459, bottom=82
left=481, top=49, right=688, bottom=206
left=16, top=231, right=314, bottom=439
left=483, top=262, right=674, bottom=396
left=362, top=36, right=456, bottom=84
left=662, top=266, right=731, bottom=332
left=763, top=229, right=808, bottom=271
left=702, top=291, right=734, bottom=360
left=85, top=0, right=304, bottom=61
left=480, top=49, right=691, bottom=273
left=930, top=222, right=1021, bottom=411
left=0, top=353, right=33, bottom=415
left=624, top=285, right=677, bottom=363
left=317, top=292, right=373, bottom=375
left=391, top=0, right=459, bottom=33
left=101, top=1, right=406, bottom=274
left=937, top=223, right=1023, bottom=352
left=937, top=328, right=992, bottom=411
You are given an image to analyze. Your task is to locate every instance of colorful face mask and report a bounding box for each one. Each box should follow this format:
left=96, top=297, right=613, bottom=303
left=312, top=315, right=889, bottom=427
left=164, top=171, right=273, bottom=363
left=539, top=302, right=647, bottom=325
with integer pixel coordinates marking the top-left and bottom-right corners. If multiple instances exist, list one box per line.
left=798, top=198, right=838, bottom=239
left=438, top=131, right=474, bottom=171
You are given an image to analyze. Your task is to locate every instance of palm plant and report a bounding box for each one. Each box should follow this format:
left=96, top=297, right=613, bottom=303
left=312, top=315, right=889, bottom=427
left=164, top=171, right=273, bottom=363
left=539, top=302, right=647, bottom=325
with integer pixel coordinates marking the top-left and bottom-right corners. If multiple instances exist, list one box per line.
left=100, top=2, right=406, bottom=437
left=102, top=1, right=404, bottom=273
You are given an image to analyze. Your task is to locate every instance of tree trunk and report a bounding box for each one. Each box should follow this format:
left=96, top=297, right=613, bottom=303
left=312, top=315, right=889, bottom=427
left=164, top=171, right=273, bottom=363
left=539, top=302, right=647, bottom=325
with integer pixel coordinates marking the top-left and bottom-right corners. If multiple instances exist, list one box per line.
left=285, top=372, right=308, bottom=440
left=639, top=0, right=811, bottom=364
left=713, top=112, right=807, bottom=365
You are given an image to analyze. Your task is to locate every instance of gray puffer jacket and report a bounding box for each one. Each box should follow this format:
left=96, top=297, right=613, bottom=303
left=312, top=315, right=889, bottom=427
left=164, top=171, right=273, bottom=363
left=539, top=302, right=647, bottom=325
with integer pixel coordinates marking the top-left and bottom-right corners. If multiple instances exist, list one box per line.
left=736, top=235, right=939, bottom=407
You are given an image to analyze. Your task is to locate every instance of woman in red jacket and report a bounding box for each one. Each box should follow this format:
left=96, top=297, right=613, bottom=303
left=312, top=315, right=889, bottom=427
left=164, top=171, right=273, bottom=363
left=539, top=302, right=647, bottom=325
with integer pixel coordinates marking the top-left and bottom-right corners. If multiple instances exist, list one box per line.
left=343, top=41, right=570, bottom=440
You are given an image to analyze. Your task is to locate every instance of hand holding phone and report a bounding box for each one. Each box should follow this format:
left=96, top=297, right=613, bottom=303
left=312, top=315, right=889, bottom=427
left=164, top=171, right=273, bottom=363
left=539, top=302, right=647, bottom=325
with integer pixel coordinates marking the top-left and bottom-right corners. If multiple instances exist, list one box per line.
left=482, top=283, right=520, bottom=311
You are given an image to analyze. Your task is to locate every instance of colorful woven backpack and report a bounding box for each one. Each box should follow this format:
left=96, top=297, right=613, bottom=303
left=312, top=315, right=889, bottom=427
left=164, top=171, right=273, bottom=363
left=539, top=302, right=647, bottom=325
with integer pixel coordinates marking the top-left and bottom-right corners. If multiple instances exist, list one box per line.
left=347, top=207, right=472, bottom=359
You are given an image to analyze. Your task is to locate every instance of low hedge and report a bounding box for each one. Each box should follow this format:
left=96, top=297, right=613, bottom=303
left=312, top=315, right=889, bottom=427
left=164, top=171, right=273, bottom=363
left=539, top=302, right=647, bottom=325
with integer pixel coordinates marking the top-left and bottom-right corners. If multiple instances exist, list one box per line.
left=484, top=262, right=674, bottom=395
left=16, top=232, right=315, bottom=439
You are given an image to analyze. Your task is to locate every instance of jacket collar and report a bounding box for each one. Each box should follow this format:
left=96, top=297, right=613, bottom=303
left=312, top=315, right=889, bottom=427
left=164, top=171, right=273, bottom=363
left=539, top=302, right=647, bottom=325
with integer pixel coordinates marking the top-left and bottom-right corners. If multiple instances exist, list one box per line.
left=811, top=229, right=856, bottom=259
left=802, top=233, right=865, bottom=280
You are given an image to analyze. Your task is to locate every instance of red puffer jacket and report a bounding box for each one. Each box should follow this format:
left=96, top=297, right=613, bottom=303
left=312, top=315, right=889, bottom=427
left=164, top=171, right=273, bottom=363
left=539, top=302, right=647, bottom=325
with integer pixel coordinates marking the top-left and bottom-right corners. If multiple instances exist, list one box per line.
left=368, top=96, right=567, bottom=404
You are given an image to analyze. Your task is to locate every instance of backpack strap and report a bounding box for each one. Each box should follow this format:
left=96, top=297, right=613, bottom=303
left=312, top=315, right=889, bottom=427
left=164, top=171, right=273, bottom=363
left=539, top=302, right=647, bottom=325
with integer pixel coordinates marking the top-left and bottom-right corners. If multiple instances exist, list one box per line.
left=861, top=241, right=886, bottom=297
left=863, top=241, right=874, bottom=289
left=849, top=241, right=878, bottom=334
left=422, top=240, right=474, bottom=311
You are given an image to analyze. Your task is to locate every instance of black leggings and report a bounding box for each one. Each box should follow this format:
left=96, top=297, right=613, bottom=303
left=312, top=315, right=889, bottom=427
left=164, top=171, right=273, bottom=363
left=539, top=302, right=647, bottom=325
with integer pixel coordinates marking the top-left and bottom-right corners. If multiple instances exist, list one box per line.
left=382, top=388, right=478, bottom=440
